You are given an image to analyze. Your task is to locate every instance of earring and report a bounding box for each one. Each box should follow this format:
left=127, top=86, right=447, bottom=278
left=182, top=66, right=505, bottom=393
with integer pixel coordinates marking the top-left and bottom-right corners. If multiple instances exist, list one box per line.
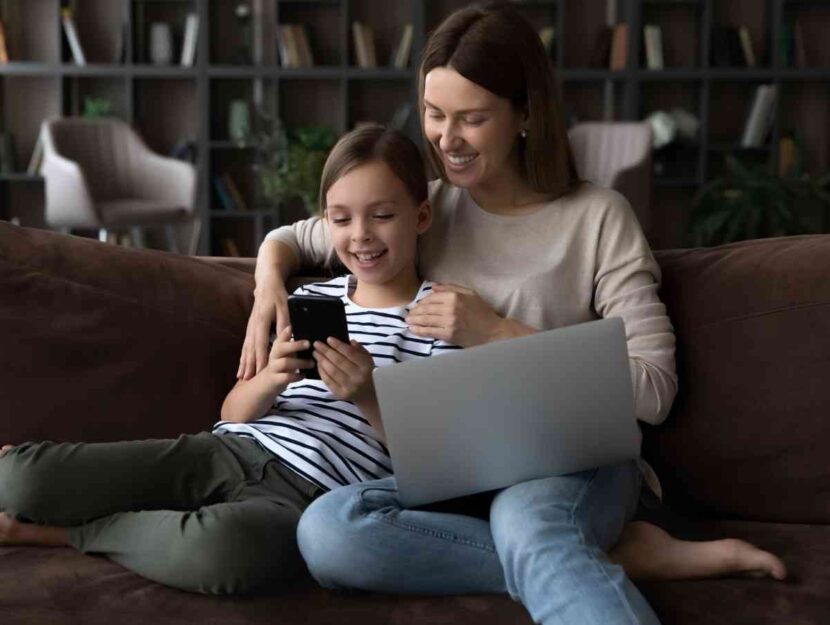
left=520, top=129, right=528, bottom=138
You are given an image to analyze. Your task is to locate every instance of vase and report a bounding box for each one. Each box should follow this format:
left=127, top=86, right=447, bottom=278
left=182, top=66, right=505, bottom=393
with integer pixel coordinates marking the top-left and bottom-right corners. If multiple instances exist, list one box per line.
left=149, top=23, right=173, bottom=65
left=228, top=99, right=251, bottom=144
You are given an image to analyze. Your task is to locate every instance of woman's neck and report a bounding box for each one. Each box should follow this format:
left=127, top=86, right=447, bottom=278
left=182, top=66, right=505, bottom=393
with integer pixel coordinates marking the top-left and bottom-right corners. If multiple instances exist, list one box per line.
left=351, top=266, right=422, bottom=309
left=468, top=162, right=551, bottom=216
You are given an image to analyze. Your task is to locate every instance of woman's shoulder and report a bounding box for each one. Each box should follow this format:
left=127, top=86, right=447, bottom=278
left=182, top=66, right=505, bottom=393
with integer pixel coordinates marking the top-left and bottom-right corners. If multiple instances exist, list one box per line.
left=428, top=178, right=464, bottom=208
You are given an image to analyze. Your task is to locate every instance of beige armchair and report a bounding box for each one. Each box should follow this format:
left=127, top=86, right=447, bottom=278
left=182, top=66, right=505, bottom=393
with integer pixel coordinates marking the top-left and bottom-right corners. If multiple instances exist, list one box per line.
left=40, top=116, right=199, bottom=254
left=568, top=122, right=653, bottom=232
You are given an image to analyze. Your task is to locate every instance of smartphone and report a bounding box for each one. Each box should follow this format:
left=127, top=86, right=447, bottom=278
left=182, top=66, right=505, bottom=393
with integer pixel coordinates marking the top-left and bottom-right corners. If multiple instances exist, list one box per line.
left=287, top=294, right=350, bottom=380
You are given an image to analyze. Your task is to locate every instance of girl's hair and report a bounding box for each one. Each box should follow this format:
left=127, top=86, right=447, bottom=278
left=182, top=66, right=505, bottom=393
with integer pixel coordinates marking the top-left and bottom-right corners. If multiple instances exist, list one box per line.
left=319, top=124, right=428, bottom=212
left=418, top=1, right=579, bottom=200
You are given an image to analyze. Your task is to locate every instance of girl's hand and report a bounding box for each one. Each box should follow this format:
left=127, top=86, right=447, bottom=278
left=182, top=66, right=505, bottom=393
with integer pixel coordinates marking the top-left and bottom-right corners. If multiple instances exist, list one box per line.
left=313, top=338, right=376, bottom=405
left=265, top=326, right=315, bottom=395
left=405, top=283, right=506, bottom=347
left=238, top=273, right=291, bottom=380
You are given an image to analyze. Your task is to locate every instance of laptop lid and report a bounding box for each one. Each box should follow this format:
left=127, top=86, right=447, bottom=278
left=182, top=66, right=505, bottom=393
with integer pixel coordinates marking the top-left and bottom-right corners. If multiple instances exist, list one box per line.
left=373, top=317, right=641, bottom=507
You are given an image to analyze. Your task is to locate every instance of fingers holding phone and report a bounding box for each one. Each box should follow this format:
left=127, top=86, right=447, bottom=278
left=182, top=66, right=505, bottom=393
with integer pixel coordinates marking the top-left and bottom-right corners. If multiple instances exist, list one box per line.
left=314, top=338, right=376, bottom=404
left=265, top=326, right=315, bottom=392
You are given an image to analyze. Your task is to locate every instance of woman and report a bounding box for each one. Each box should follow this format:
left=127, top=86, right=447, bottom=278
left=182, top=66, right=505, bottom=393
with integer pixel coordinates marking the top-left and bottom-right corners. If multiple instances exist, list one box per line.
left=239, top=2, right=785, bottom=622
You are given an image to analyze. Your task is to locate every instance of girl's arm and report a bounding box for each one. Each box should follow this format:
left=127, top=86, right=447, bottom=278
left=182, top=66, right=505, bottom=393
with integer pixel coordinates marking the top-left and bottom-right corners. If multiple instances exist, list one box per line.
left=226, top=328, right=314, bottom=422
left=239, top=216, right=331, bottom=381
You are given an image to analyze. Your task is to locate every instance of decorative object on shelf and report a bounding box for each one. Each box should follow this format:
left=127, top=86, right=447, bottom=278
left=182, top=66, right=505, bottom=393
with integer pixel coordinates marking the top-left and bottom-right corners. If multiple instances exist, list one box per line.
left=61, top=8, right=86, bottom=65
left=233, top=3, right=252, bottom=64
left=538, top=26, right=555, bottom=59
left=149, top=22, right=174, bottom=65
left=180, top=13, right=199, bottom=66
left=83, top=97, right=113, bottom=119
left=27, top=131, right=44, bottom=175
left=228, top=99, right=252, bottom=145
left=249, top=108, right=336, bottom=213
left=688, top=155, right=830, bottom=247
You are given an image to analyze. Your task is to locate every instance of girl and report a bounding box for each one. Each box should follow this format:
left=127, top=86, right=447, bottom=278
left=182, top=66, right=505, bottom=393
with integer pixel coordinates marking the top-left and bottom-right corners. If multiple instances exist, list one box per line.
left=0, top=125, right=451, bottom=595
left=238, top=2, right=786, bottom=624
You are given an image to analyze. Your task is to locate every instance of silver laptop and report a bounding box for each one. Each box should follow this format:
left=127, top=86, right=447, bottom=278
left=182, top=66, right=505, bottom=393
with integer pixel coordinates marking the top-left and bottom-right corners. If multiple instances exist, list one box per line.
left=372, top=317, right=641, bottom=507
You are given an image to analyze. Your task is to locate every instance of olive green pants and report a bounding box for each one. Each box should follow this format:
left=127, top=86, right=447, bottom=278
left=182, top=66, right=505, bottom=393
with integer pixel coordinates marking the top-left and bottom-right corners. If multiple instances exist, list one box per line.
left=0, top=432, right=321, bottom=595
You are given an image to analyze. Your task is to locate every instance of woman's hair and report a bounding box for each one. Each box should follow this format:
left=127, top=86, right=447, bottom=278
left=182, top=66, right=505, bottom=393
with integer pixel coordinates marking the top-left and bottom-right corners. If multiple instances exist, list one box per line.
left=319, top=124, right=428, bottom=212
left=418, top=1, right=579, bottom=199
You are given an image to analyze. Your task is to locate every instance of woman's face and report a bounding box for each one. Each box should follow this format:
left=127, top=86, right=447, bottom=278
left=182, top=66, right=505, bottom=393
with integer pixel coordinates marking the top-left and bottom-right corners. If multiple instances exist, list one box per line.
left=423, top=67, right=525, bottom=190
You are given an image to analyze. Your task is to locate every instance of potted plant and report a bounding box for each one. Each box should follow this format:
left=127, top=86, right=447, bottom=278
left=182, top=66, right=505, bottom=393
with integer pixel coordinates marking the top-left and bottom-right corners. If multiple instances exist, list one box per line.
left=688, top=154, right=830, bottom=247
left=248, top=108, right=337, bottom=214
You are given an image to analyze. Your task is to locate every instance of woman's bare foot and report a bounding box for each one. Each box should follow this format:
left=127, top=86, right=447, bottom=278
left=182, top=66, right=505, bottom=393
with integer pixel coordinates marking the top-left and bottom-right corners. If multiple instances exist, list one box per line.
left=0, top=513, right=69, bottom=547
left=609, top=520, right=787, bottom=581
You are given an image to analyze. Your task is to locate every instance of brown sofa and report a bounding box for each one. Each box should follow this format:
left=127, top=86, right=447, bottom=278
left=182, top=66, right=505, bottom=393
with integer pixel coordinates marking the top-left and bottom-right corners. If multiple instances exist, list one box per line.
left=1, top=220, right=829, bottom=625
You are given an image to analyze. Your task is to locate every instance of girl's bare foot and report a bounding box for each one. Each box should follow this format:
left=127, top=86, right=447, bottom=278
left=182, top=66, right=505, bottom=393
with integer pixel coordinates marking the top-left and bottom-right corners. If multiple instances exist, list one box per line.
left=0, top=512, right=69, bottom=547
left=609, top=520, right=787, bottom=581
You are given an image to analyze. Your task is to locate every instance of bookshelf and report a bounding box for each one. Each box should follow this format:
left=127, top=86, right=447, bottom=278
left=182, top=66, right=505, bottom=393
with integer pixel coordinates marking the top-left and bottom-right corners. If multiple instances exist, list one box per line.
left=1, top=0, right=828, bottom=252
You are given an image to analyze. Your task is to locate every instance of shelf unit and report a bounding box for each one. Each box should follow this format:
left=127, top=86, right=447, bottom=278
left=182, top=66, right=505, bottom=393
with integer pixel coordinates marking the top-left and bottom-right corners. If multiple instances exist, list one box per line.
left=1, top=0, right=828, bottom=252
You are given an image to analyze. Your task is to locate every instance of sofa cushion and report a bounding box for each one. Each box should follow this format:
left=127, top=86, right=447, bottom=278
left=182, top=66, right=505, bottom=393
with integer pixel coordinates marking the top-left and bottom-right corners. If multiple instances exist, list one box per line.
left=0, top=222, right=253, bottom=444
left=649, top=235, right=830, bottom=524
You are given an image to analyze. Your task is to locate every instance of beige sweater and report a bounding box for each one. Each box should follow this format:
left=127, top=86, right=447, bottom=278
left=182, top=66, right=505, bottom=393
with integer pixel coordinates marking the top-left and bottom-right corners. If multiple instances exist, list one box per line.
left=265, top=180, right=678, bottom=426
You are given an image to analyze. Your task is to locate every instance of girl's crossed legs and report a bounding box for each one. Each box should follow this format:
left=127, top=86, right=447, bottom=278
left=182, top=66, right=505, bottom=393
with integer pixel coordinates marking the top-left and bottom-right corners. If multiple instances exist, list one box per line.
left=0, top=433, right=318, bottom=594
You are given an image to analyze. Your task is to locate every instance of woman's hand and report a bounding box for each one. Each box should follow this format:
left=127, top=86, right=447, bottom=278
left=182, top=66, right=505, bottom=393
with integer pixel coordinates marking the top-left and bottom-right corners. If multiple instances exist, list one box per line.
left=405, top=283, right=509, bottom=347
left=238, top=273, right=291, bottom=380
left=313, top=338, right=376, bottom=405
left=264, top=327, right=315, bottom=395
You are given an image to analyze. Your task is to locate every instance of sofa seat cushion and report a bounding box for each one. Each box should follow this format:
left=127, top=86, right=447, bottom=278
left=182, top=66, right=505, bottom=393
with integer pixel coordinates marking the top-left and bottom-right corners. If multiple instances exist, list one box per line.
left=0, top=546, right=532, bottom=625
left=0, top=518, right=825, bottom=625
left=639, top=519, right=830, bottom=625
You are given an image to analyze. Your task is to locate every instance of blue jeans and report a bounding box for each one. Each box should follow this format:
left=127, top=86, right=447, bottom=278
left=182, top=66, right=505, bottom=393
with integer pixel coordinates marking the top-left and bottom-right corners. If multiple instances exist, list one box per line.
left=297, top=461, right=660, bottom=625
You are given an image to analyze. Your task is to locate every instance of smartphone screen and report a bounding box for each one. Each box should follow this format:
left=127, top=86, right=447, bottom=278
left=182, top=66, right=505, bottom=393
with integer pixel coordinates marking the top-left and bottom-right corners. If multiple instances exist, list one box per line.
left=287, top=295, right=350, bottom=380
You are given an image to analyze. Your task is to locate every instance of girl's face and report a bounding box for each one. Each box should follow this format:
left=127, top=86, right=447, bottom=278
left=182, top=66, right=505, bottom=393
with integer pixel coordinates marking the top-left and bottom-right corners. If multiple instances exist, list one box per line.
left=325, top=160, right=431, bottom=288
left=423, top=67, right=526, bottom=191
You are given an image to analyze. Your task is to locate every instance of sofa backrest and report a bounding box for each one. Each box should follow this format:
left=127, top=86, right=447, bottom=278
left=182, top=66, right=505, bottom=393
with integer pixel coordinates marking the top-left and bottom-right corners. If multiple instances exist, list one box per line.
left=0, top=222, right=254, bottom=444
left=647, top=235, right=830, bottom=524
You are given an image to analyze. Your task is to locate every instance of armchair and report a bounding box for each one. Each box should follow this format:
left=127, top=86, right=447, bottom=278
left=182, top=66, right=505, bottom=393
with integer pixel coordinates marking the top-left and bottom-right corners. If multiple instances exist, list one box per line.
left=568, top=121, right=653, bottom=232
left=40, top=116, right=199, bottom=254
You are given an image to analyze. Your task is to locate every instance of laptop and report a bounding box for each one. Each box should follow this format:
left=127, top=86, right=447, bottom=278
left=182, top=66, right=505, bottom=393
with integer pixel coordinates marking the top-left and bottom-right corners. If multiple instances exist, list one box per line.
left=372, top=317, right=641, bottom=507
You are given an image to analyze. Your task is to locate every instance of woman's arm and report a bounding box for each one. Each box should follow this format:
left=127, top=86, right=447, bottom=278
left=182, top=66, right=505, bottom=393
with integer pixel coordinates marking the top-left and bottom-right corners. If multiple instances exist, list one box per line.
left=238, top=217, right=331, bottom=380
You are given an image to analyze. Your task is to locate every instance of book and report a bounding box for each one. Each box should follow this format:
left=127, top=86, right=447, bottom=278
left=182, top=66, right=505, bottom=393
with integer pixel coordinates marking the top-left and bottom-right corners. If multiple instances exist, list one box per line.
left=276, top=25, right=292, bottom=67
left=0, top=131, right=15, bottom=173
left=740, top=84, right=777, bottom=148
left=180, top=13, right=199, bottom=66
left=352, top=21, right=369, bottom=68
left=793, top=20, right=807, bottom=69
left=27, top=131, right=44, bottom=175
left=609, top=23, right=628, bottom=70
left=643, top=24, right=663, bottom=70
left=213, top=175, right=235, bottom=211
left=61, top=8, right=86, bottom=66
left=364, top=24, right=377, bottom=67
left=293, top=24, right=314, bottom=67
left=778, top=134, right=797, bottom=178
left=391, top=23, right=414, bottom=69
left=738, top=26, right=756, bottom=68
left=283, top=24, right=302, bottom=68
left=0, top=19, right=8, bottom=63
left=221, top=238, right=241, bottom=257
left=589, top=27, right=613, bottom=68
left=711, top=26, right=744, bottom=67
left=0, top=0, right=20, bottom=61
left=222, top=172, right=249, bottom=210
left=779, top=23, right=793, bottom=67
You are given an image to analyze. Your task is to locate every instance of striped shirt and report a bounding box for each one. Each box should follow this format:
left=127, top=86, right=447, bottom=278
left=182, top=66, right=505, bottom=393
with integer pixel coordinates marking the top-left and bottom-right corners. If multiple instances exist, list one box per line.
left=213, top=275, right=459, bottom=492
